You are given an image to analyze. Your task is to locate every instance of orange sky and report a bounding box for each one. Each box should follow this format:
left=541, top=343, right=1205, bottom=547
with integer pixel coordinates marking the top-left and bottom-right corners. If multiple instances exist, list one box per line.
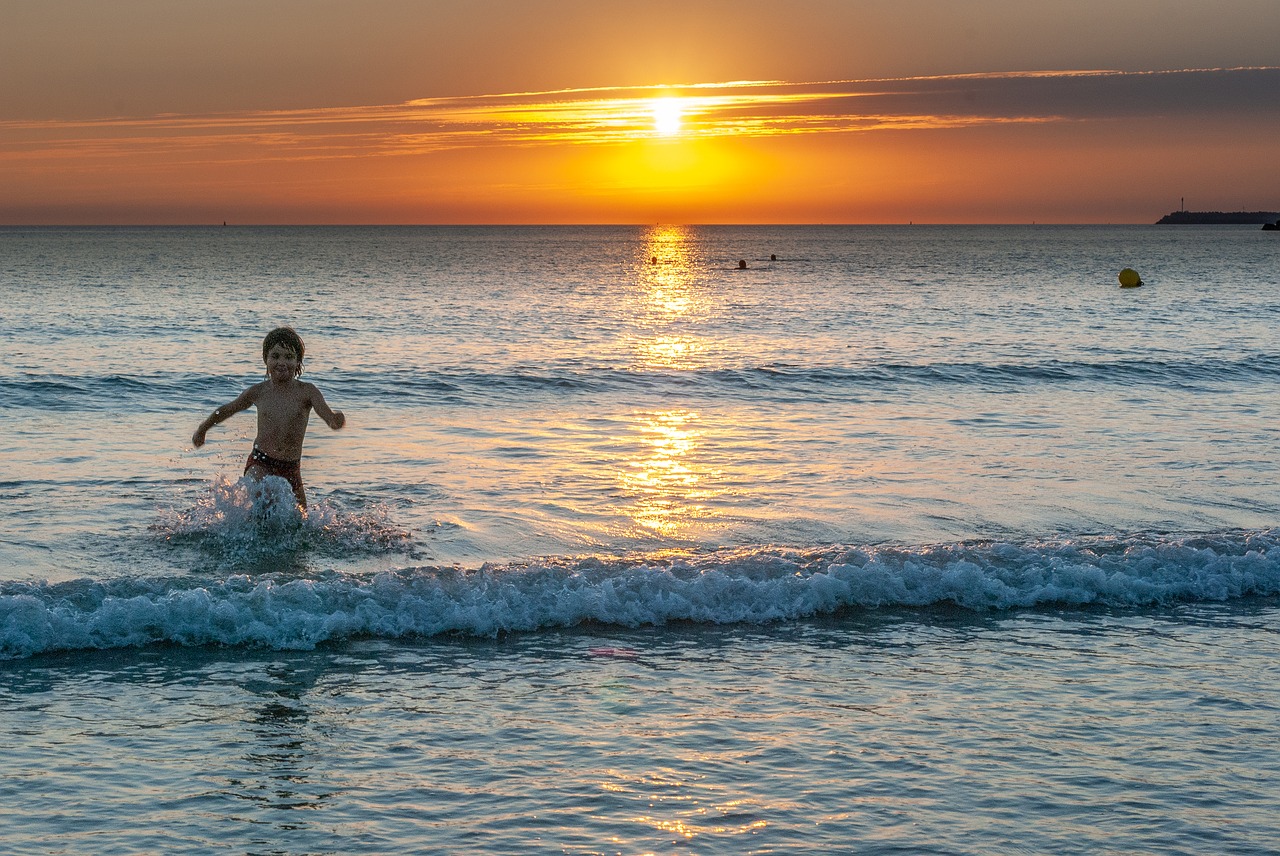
left=2, top=1, right=1277, bottom=224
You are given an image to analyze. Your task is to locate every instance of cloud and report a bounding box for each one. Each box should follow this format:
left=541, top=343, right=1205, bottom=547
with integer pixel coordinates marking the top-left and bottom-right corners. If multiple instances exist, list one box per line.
left=2, top=68, right=1276, bottom=168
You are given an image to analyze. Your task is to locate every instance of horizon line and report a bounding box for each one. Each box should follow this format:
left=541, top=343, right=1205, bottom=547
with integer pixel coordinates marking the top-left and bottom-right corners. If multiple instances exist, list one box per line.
left=0, top=220, right=1216, bottom=228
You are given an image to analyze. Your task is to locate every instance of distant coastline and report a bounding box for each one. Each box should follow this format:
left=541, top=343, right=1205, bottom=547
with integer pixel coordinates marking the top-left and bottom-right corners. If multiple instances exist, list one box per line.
left=1156, top=210, right=1280, bottom=225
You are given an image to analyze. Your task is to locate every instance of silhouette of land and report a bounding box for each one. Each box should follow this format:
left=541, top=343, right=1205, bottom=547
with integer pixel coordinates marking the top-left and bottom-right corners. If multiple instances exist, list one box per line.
left=1156, top=210, right=1280, bottom=224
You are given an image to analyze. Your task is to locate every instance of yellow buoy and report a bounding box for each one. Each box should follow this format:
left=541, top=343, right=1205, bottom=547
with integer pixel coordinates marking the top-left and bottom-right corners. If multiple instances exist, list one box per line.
left=1118, top=268, right=1143, bottom=288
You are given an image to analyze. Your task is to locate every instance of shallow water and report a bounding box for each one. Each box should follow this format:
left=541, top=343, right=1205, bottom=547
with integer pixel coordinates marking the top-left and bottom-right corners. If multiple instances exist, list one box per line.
left=4, top=602, right=1278, bottom=855
left=2, top=225, right=1280, bottom=853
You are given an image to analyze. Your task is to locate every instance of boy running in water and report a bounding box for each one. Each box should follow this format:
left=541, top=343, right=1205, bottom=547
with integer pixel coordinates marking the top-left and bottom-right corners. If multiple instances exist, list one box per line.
left=192, top=327, right=345, bottom=508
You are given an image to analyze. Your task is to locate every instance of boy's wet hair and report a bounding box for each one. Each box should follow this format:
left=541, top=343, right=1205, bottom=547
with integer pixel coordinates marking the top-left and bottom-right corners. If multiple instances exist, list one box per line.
left=262, top=327, right=305, bottom=370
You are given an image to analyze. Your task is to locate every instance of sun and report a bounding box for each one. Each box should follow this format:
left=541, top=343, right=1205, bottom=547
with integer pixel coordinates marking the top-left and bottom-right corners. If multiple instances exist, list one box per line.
left=652, top=97, right=683, bottom=137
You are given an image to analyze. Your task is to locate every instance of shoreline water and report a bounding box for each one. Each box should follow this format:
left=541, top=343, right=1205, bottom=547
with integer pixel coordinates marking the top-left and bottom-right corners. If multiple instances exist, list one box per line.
left=5, top=597, right=1279, bottom=855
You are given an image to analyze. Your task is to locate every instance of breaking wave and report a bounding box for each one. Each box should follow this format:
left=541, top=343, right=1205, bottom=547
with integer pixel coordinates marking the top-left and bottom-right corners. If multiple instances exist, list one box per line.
left=4, top=529, right=1278, bottom=660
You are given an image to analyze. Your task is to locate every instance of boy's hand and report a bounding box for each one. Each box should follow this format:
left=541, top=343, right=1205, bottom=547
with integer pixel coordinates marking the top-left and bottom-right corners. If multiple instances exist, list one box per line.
left=192, top=428, right=206, bottom=448
left=331, top=411, right=346, bottom=430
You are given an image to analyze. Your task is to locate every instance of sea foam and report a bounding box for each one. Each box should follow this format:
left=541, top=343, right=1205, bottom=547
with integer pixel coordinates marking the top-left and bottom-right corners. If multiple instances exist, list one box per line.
left=155, top=474, right=413, bottom=560
left=3, top=530, right=1277, bottom=659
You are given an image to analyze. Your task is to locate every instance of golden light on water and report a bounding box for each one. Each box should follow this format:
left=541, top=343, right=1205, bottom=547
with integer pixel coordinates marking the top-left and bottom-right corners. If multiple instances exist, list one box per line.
left=635, top=225, right=703, bottom=367
left=603, top=767, right=773, bottom=842
left=639, top=336, right=695, bottom=368
left=618, top=409, right=717, bottom=536
left=614, top=225, right=726, bottom=537
left=640, top=223, right=701, bottom=323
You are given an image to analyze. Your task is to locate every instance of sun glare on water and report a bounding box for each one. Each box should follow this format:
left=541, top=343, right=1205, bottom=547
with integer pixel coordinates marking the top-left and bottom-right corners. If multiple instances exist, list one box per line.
left=652, top=97, right=683, bottom=136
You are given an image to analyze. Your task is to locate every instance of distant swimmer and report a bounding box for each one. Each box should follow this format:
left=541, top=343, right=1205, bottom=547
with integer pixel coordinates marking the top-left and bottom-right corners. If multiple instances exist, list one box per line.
left=738, top=259, right=747, bottom=269
left=770, top=254, right=777, bottom=261
left=192, top=326, right=346, bottom=509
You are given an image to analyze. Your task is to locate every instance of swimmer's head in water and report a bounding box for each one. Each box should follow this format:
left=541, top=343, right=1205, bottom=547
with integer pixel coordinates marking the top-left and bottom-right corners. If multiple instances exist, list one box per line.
left=262, top=326, right=305, bottom=376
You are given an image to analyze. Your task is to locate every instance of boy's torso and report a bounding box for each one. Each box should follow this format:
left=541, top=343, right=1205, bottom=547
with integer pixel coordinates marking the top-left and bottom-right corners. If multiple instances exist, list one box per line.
left=253, top=380, right=313, bottom=460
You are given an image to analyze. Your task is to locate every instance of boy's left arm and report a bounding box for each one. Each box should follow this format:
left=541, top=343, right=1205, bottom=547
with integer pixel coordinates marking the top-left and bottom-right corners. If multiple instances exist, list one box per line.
left=308, top=384, right=345, bottom=430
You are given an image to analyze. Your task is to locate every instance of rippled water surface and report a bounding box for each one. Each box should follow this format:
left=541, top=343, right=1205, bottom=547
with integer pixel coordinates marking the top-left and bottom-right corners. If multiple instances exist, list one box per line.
left=2, top=225, right=1280, bottom=853
left=4, top=604, right=1278, bottom=855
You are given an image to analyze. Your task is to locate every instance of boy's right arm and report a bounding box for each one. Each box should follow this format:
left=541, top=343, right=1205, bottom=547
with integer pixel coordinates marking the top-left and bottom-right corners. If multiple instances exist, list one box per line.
left=192, top=386, right=258, bottom=447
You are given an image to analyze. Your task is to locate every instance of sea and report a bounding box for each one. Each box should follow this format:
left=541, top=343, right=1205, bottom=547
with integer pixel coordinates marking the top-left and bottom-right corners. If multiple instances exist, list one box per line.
left=2, top=224, right=1279, bottom=854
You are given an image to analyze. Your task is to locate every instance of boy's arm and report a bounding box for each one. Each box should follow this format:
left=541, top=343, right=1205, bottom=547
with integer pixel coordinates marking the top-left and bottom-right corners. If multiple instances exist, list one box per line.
left=192, top=386, right=259, bottom=447
left=308, top=384, right=345, bottom=431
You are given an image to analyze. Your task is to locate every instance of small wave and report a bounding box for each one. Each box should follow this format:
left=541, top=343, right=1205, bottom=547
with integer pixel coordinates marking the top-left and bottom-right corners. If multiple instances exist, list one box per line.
left=1, top=372, right=204, bottom=412
left=360, top=355, right=1280, bottom=404
left=727, top=355, right=1280, bottom=394
left=3, top=530, right=1278, bottom=660
left=8, top=353, right=1279, bottom=413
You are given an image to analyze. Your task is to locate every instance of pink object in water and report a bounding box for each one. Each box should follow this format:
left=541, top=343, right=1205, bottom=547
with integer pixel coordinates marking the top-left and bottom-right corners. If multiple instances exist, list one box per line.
left=588, top=647, right=638, bottom=659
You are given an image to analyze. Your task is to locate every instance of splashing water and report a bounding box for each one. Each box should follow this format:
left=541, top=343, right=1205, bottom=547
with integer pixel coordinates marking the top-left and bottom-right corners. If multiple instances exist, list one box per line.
left=155, top=475, right=414, bottom=566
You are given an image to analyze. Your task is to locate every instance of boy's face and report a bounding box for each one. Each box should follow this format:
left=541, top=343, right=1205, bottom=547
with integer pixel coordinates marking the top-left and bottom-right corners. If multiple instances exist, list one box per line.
left=265, top=343, right=300, bottom=382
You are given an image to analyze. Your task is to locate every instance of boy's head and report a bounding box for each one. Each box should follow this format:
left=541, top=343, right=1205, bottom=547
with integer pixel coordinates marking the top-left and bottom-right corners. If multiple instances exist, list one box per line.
left=262, top=327, right=305, bottom=374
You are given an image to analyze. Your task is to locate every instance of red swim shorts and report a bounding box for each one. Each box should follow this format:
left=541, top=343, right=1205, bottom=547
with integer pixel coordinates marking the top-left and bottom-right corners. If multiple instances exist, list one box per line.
left=245, top=446, right=306, bottom=507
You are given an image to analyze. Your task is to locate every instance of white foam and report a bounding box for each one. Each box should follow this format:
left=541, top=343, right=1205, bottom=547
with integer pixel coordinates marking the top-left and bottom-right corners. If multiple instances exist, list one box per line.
left=155, top=475, right=413, bottom=560
left=3, top=530, right=1279, bottom=659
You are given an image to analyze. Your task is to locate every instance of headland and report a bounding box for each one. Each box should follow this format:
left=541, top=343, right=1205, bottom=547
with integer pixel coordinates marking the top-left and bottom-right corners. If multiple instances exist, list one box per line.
left=1156, top=210, right=1280, bottom=225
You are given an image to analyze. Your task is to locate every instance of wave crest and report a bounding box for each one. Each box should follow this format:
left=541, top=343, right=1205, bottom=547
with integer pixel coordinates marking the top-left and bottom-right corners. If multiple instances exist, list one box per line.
left=3, top=531, right=1278, bottom=659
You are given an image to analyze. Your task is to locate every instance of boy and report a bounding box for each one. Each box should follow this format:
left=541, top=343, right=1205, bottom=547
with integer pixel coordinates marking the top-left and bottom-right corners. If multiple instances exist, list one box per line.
left=192, top=327, right=345, bottom=508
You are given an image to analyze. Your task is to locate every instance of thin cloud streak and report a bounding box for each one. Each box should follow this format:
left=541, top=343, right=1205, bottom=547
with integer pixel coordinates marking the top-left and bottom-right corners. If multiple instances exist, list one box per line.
left=2, top=68, right=1275, bottom=168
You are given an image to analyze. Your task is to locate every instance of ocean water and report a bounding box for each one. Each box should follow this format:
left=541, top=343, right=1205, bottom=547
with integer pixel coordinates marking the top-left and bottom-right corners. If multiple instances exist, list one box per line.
left=2, top=224, right=1279, bottom=854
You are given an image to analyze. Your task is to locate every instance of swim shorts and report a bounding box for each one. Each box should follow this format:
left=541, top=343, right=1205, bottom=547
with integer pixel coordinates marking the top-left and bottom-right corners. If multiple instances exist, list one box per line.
left=246, top=446, right=306, bottom=507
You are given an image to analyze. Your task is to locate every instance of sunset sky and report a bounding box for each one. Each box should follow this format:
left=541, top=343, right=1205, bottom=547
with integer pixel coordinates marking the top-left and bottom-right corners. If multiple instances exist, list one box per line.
left=2, top=1, right=1277, bottom=225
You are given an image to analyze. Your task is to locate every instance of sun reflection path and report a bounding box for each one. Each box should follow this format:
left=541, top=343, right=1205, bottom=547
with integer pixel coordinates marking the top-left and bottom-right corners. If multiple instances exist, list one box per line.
left=635, top=225, right=704, bottom=369
left=616, top=409, right=723, bottom=537
left=612, top=227, right=731, bottom=538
